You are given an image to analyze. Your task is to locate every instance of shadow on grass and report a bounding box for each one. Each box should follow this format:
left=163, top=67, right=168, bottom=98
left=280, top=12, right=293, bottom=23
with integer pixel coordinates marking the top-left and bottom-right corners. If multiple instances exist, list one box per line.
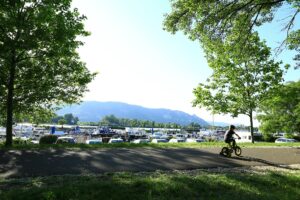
left=221, top=170, right=300, bottom=200
left=1, top=170, right=300, bottom=200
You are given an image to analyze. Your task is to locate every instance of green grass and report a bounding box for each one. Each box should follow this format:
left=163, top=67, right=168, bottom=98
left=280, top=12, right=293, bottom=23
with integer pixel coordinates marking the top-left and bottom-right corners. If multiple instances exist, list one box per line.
left=1, top=141, right=300, bottom=150
left=1, top=169, right=300, bottom=200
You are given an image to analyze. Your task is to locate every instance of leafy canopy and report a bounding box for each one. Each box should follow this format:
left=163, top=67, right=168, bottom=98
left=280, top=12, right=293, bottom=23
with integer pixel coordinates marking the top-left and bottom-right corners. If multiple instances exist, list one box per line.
left=164, top=0, right=300, bottom=68
left=257, top=80, right=300, bottom=134
left=0, top=0, right=96, bottom=119
left=193, top=32, right=285, bottom=117
left=0, top=0, right=96, bottom=146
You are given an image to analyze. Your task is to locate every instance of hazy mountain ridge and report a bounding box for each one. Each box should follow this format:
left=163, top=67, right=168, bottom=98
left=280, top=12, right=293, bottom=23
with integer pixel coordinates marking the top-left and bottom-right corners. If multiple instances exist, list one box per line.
left=57, top=101, right=209, bottom=126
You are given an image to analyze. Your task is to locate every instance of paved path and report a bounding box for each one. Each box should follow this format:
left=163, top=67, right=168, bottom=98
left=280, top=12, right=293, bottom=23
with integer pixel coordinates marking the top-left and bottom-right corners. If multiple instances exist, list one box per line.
left=1, top=147, right=300, bottom=178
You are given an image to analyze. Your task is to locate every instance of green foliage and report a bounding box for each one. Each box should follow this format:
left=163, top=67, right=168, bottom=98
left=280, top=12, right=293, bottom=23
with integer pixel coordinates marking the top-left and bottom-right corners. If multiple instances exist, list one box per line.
left=99, top=115, right=181, bottom=128
left=287, top=29, right=300, bottom=69
left=1, top=141, right=300, bottom=151
left=192, top=33, right=284, bottom=116
left=14, top=107, right=56, bottom=125
left=285, top=133, right=294, bottom=139
left=1, top=170, right=300, bottom=200
left=0, top=0, right=96, bottom=146
left=39, top=135, right=58, bottom=145
left=58, top=119, right=67, bottom=126
left=262, top=133, right=276, bottom=142
left=164, top=0, right=300, bottom=68
left=163, top=1, right=291, bottom=143
left=51, top=115, right=64, bottom=124
left=184, top=122, right=201, bottom=132
left=192, top=32, right=285, bottom=142
left=13, top=138, right=28, bottom=145
left=52, top=113, right=79, bottom=125
left=63, top=113, right=79, bottom=125
left=258, top=81, right=300, bottom=135
left=78, top=121, right=98, bottom=126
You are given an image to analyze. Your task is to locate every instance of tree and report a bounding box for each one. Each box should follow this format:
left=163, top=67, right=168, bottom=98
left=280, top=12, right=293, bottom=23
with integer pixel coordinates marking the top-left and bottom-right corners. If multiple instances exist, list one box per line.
left=15, top=107, right=55, bottom=125
left=51, top=113, right=79, bottom=125
left=257, top=81, right=300, bottom=135
left=100, top=115, right=120, bottom=126
left=58, top=118, right=67, bottom=129
left=192, top=33, right=285, bottom=143
left=0, top=1, right=96, bottom=146
left=163, top=0, right=300, bottom=68
left=51, top=115, right=64, bottom=124
left=184, top=122, right=201, bottom=132
left=64, top=113, right=79, bottom=125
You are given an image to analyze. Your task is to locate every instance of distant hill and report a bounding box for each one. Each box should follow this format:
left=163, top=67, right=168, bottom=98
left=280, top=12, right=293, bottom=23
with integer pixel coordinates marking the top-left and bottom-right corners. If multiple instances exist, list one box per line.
left=57, top=101, right=209, bottom=126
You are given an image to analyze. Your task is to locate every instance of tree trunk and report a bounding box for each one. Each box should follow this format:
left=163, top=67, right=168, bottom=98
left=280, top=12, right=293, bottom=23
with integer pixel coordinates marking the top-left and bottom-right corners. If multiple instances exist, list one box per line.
left=5, top=56, right=16, bottom=147
left=249, top=110, right=254, bottom=143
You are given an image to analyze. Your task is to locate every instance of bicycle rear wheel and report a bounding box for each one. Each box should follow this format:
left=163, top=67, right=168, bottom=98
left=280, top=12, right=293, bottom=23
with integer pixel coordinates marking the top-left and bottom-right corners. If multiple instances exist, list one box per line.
left=220, top=147, right=231, bottom=157
left=234, top=146, right=242, bottom=156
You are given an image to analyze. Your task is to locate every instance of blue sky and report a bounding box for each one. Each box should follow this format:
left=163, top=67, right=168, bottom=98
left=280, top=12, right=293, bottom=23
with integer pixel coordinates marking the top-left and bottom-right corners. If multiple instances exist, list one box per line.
left=72, top=0, right=299, bottom=126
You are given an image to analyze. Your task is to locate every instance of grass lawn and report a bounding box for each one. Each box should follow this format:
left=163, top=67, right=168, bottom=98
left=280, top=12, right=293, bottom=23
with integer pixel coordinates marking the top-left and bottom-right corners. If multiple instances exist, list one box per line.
left=1, top=141, right=300, bottom=150
left=1, top=167, right=299, bottom=200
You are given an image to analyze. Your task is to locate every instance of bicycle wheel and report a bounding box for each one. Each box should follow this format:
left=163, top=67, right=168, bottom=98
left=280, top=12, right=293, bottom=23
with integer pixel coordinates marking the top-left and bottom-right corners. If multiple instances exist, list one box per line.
left=234, top=146, right=242, bottom=156
left=220, top=147, right=231, bottom=157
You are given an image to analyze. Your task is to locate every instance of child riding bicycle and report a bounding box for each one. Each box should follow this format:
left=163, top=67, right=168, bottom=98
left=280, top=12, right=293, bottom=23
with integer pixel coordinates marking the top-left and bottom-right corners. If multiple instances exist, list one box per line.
left=224, top=125, right=241, bottom=148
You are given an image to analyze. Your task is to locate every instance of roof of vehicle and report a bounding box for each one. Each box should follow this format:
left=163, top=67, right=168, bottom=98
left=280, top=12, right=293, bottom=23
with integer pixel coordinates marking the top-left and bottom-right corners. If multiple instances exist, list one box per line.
left=57, top=136, right=74, bottom=139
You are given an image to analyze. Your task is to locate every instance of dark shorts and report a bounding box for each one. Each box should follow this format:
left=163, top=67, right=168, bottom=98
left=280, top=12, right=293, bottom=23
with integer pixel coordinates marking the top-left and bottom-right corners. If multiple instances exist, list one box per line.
left=225, top=138, right=235, bottom=144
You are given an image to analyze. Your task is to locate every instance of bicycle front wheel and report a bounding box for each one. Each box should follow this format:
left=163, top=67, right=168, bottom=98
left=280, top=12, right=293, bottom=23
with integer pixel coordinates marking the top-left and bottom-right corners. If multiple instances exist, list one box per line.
left=234, top=146, right=242, bottom=156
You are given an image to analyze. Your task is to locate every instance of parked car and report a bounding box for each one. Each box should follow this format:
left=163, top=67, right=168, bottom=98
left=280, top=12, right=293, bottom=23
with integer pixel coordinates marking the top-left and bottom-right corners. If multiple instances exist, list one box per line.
left=160, top=135, right=169, bottom=140
left=151, top=132, right=163, bottom=139
left=86, top=139, right=102, bottom=144
left=275, top=138, right=298, bottom=143
left=151, top=138, right=168, bottom=143
left=176, top=134, right=186, bottom=139
left=169, top=138, right=185, bottom=143
left=131, top=139, right=150, bottom=144
left=30, top=139, right=39, bottom=144
left=186, top=138, right=205, bottom=143
left=108, top=138, right=124, bottom=144
left=56, top=136, right=76, bottom=144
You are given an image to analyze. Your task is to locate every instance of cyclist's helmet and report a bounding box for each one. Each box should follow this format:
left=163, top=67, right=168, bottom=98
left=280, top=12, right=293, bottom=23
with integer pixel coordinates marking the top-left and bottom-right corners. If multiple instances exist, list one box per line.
left=229, top=125, right=236, bottom=129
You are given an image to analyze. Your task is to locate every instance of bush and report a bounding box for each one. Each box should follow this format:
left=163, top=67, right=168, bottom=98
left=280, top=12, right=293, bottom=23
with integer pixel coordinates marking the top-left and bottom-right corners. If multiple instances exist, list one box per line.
left=253, top=135, right=263, bottom=141
left=39, top=135, right=58, bottom=144
left=285, top=133, right=294, bottom=139
left=262, top=133, right=276, bottom=142
left=292, top=134, right=300, bottom=141
left=13, top=138, right=27, bottom=145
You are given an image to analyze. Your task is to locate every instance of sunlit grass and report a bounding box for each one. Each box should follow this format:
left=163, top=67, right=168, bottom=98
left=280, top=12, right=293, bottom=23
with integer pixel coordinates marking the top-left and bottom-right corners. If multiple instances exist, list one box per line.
left=1, top=169, right=300, bottom=200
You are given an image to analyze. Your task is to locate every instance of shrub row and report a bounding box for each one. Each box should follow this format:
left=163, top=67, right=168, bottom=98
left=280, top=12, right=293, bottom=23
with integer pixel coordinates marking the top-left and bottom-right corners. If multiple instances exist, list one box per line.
left=39, top=135, right=58, bottom=144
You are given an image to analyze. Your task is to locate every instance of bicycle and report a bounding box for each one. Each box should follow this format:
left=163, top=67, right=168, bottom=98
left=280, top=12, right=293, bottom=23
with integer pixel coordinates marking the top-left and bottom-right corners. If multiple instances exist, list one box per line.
left=220, top=140, right=242, bottom=157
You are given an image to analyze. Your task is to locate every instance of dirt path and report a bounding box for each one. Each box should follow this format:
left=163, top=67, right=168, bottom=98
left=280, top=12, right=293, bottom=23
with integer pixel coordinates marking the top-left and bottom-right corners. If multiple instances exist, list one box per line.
left=1, top=147, right=299, bottom=178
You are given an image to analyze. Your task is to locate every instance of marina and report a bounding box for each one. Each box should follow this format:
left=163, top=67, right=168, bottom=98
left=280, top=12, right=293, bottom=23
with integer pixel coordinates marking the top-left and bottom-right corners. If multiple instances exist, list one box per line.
left=0, top=123, right=259, bottom=145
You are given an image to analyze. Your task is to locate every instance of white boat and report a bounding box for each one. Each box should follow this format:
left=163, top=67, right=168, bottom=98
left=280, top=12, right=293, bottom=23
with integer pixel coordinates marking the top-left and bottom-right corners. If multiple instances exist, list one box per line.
left=0, top=127, right=6, bottom=136
left=108, top=138, right=124, bottom=143
left=86, top=139, right=102, bottom=144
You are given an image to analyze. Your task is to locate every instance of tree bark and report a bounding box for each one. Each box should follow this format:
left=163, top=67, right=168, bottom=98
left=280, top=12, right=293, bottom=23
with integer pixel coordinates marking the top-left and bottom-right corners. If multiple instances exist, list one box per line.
left=249, top=110, right=254, bottom=143
left=5, top=54, right=16, bottom=147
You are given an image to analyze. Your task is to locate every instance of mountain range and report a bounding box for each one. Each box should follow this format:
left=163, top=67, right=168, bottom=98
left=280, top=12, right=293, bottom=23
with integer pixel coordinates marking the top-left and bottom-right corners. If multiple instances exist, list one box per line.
left=57, top=101, right=209, bottom=126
